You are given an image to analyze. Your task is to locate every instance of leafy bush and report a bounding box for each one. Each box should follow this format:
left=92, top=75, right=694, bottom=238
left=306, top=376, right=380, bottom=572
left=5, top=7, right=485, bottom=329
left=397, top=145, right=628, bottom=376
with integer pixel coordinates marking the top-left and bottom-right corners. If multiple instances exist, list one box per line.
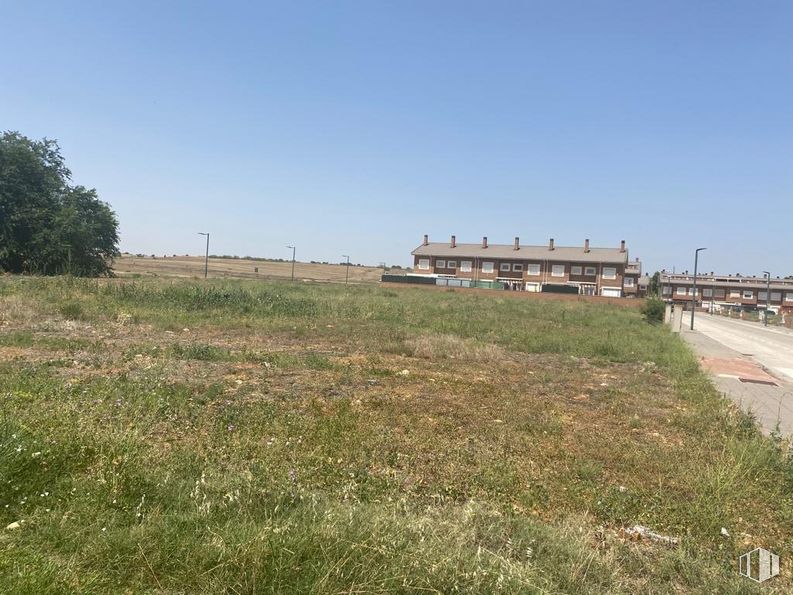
left=641, top=297, right=665, bottom=324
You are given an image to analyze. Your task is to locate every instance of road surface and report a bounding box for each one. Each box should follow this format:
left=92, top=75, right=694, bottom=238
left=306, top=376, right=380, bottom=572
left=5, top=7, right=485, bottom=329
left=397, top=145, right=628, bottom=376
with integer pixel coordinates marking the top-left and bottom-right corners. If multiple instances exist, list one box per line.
left=680, top=315, right=793, bottom=436
left=691, top=315, right=793, bottom=382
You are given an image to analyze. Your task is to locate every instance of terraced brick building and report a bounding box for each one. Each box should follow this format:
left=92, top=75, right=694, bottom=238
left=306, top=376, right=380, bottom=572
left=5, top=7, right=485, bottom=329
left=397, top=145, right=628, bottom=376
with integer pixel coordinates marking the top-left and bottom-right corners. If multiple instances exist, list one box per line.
left=660, top=272, right=793, bottom=315
left=411, top=235, right=641, bottom=297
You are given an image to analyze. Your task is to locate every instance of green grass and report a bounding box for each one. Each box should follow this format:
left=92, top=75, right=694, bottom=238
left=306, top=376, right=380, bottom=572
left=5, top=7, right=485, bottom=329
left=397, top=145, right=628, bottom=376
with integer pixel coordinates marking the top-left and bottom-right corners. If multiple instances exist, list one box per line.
left=0, top=277, right=791, bottom=593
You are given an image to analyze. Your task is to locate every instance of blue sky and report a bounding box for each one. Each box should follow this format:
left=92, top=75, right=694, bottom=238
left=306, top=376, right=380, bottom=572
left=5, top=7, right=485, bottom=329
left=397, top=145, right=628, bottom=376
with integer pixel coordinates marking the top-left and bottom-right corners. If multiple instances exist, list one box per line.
left=2, top=1, right=791, bottom=275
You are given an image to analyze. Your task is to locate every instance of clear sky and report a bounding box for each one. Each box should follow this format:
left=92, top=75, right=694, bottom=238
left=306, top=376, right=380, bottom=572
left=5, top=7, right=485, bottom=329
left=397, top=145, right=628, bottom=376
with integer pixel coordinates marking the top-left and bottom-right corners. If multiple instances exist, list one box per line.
left=2, top=1, right=791, bottom=275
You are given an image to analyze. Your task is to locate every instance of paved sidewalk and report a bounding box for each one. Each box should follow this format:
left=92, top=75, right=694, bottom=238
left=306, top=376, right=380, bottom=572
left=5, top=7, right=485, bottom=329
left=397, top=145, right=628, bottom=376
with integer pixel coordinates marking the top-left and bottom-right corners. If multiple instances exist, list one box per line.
left=680, top=326, right=793, bottom=437
left=690, top=314, right=793, bottom=382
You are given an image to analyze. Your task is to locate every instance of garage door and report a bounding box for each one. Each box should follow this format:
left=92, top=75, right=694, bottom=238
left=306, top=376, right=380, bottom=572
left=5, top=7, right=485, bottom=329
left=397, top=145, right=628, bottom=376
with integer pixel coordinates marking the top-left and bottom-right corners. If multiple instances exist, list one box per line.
left=601, top=288, right=622, bottom=298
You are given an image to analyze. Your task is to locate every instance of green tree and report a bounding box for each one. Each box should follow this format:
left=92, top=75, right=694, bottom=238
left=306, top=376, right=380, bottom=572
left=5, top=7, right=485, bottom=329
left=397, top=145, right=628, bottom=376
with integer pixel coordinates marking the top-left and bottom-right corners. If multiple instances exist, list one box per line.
left=648, top=271, right=661, bottom=297
left=0, top=131, right=119, bottom=276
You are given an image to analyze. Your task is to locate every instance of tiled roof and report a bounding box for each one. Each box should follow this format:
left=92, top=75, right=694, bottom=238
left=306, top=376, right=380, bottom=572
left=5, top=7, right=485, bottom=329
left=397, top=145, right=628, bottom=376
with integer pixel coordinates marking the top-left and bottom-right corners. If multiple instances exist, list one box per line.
left=411, top=242, right=629, bottom=264
left=661, top=274, right=793, bottom=292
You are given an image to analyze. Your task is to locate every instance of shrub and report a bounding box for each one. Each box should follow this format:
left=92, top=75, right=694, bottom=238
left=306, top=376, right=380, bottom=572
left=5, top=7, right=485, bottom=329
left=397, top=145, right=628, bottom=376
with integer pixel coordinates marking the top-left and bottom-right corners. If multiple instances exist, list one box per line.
left=641, top=297, right=665, bottom=324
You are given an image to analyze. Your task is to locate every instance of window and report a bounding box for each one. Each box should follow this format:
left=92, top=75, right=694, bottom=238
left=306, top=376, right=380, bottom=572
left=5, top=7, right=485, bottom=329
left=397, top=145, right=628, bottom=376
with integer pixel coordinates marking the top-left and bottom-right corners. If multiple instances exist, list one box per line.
left=571, top=265, right=582, bottom=275
left=743, top=290, right=753, bottom=299
left=418, top=259, right=430, bottom=270
left=714, top=289, right=725, bottom=298
left=602, top=267, right=617, bottom=280
left=527, top=263, right=541, bottom=276
left=662, top=286, right=672, bottom=295
left=702, top=288, right=712, bottom=297
left=447, top=261, right=457, bottom=269
left=730, top=290, right=740, bottom=298
left=758, top=291, right=767, bottom=301
left=676, top=287, right=687, bottom=296
left=786, top=293, right=793, bottom=302
left=460, top=260, right=472, bottom=273
left=500, top=263, right=511, bottom=272
left=435, top=259, right=446, bottom=269
left=551, top=264, right=565, bottom=277
left=512, top=263, right=523, bottom=272
left=771, top=292, right=782, bottom=302
left=482, top=261, right=494, bottom=273
left=584, top=266, right=596, bottom=276
left=623, top=277, right=635, bottom=287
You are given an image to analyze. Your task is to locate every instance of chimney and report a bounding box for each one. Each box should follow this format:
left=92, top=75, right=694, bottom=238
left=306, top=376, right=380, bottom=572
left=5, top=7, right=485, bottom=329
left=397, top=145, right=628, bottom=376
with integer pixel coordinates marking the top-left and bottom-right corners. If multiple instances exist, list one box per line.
left=450, top=235, right=456, bottom=248
left=482, top=236, right=488, bottom=248
left=619, top=240, right=626, bottom=253
left=422, top=234, right=429, bottom=246
left=514, top=236, right=520, bottom=250
left=584, top=238, right=590, bottom=253
left=548, top=238, right=555, bottom=251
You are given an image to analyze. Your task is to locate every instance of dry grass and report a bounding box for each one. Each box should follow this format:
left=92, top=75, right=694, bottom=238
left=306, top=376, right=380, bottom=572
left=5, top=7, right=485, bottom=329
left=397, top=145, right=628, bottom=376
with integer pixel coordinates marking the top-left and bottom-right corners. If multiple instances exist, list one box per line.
left=0, top=294, right=39, bottom=327
left=0, top=277, right=791, bottom=593
left=114, top=253, right=389, bottom=283
left=404, top=333, right=509, bottom=361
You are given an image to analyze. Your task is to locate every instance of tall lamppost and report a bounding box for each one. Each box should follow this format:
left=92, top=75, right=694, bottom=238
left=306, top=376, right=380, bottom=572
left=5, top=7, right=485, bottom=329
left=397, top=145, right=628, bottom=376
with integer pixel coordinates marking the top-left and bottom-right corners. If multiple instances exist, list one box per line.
left=763, top=271, right=771, bottom=327
left=198, top=232, right=210, bottom=279
left=287, top=245, right=296, bottom=281
left=690, top=247, right=707, bottom=330
left=342, top=254, right=350, bottom=285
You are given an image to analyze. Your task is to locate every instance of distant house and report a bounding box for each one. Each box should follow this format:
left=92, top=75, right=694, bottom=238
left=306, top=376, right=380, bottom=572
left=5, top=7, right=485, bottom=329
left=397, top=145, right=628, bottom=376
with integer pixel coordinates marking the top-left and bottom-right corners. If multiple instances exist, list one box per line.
left=660, top=271, right=793, bottom=315
left=410, top=235, right=641, bottom=297
left=637, top=274, right=651, bottom=298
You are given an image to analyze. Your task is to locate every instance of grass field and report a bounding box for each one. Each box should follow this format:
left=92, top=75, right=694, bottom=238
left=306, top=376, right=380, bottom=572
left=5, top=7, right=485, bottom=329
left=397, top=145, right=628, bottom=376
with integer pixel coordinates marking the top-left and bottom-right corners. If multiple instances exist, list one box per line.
left=114, top=254, right=392, bottom=283
left=1, top=277, right=792, bottom=593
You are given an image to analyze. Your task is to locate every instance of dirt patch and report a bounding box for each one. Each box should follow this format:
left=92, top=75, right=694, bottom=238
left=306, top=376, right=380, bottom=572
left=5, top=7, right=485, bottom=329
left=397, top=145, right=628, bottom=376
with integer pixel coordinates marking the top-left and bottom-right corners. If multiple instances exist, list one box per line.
left=0, top=346, right=32, bottom=360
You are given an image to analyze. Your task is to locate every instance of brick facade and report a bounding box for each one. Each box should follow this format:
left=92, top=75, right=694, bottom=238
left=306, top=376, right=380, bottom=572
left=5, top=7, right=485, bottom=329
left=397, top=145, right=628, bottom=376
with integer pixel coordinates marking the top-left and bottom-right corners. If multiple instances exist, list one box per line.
left=411, top=236, right=641, bottom=297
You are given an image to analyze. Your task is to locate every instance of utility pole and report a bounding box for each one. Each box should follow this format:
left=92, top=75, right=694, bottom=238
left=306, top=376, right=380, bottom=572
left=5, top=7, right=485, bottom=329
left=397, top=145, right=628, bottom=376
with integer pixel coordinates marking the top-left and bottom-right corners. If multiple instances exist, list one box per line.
left=763, top=271, right=771, bottom=326
left=690, top=247, right=707, bottom=330
left=198, top=232, right=210, bottom=279
left=342, top=255, right=350, bottom=285
left=287, top=245, right=296, bottom=281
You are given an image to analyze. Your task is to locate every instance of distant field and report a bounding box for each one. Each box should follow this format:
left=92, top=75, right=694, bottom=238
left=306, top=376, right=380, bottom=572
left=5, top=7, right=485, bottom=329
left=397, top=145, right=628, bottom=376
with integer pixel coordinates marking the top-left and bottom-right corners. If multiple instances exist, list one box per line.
left=1, top=277, right=791, bottom=593
left=114, top=253, right=392, bottom=283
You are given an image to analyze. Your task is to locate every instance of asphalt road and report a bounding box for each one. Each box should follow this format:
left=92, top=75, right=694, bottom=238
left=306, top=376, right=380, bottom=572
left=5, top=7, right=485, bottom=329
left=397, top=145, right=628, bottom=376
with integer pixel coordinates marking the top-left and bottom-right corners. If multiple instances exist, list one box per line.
left=692, top=314, right=793, bottom=382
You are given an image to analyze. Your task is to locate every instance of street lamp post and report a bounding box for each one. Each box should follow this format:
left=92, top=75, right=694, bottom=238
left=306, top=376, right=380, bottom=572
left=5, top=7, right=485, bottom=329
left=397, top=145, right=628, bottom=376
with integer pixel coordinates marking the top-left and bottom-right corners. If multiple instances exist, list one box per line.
left=763, top=271, right=771, bottom=327
left=198, top=232, right=210, bottom=279
left=287, top=245, right=296, bottom=281
left=690, top=247, right=707, bottom=330
left=342, top=255, right=350, bottom=285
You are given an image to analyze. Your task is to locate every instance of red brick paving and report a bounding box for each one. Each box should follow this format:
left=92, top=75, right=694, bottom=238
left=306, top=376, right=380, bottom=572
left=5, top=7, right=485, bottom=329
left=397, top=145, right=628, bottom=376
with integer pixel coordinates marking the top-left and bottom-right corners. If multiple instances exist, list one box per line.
left=700, top=357, right=779, bottom=385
